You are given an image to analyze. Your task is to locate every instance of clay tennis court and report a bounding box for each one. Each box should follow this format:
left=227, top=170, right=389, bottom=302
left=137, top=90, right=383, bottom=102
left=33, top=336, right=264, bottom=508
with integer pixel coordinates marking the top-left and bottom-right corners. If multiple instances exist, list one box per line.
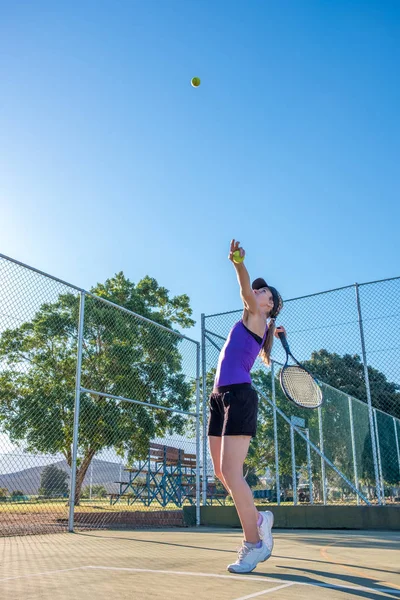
left=1, top=527, right=399, bottom=599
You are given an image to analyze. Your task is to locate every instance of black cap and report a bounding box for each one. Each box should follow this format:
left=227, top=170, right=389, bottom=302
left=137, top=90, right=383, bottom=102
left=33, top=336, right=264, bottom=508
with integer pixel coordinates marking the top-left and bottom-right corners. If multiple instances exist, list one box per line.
left=252, top=277, right=268, bottom=290
left=252, top=278, right=283, bottom=319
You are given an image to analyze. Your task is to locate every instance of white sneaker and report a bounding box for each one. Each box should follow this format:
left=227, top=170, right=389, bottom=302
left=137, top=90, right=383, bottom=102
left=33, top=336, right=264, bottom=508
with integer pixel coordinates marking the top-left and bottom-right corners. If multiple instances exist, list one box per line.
left=258, top=510, right=274, bottom=556
left=227, top=541, right=270, bottom=574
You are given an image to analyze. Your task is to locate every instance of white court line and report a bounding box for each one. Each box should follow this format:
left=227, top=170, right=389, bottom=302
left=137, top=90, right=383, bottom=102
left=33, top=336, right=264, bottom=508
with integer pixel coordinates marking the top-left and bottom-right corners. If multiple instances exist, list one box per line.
left=87, top=566, right=285, bottom=584
left=232, top=583, right=294, bottom=600
left=87, top=566, right=400, bottom=595
left=2, top=564, right=400, bottom=596
left=0, top=566, right=88, bottom=583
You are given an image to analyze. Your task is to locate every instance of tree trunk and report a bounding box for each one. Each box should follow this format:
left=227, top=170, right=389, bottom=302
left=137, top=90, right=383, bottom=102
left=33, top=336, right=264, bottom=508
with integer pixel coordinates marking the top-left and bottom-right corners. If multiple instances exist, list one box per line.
left=73, top=448, right=96, bottom=506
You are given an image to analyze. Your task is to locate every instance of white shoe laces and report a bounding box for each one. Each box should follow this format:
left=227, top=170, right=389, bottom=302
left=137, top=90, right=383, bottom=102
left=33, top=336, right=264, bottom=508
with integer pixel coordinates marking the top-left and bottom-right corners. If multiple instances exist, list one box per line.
left=236, top=543, right=252, bottom=562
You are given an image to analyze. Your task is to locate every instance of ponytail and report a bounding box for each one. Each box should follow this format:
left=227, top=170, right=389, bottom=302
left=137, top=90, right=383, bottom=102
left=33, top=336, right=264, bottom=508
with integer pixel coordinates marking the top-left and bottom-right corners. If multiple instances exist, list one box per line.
left=260, top=318, right=276, bottom=367
left=259, top=285, right=283, bottom=367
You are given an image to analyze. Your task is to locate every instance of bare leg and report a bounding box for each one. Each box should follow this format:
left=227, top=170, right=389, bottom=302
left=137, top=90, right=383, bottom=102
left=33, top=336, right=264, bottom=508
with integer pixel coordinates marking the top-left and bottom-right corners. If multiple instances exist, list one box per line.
left=209, top=435, right=259, bottom=520
left=221, top=435, right=260, bottom=544
left=208, top=436, right=231, bottom=494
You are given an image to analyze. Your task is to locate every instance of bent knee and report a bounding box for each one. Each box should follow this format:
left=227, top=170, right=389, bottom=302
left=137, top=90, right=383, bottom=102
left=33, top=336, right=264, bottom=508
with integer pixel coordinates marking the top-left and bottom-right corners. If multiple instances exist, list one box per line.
left=221, top=463, right=243, bottom=485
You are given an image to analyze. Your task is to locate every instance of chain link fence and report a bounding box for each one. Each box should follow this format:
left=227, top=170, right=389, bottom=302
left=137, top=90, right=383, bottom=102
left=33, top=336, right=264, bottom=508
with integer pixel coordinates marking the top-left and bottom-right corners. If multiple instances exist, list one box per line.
left=0, top=254, right=200, bottom=536
left=1, top=252, right=399, bottom=538
left=202, top=277, right=400, bottom=506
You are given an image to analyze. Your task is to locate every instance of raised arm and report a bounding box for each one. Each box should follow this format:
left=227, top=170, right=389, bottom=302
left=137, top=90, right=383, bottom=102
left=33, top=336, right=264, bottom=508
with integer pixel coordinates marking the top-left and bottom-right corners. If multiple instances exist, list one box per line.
left=229, top=239, right=259, bottom=314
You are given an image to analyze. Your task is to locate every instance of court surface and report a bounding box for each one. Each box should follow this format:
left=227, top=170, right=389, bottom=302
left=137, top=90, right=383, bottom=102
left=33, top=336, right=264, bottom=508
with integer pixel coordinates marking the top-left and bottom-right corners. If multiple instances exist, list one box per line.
left=1, top=528, right=399, bottom=599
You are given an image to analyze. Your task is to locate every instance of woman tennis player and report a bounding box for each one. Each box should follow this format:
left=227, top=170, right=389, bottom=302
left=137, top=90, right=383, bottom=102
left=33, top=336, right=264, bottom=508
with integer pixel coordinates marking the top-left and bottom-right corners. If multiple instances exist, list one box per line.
left=208, top=239, right=284, bottom=573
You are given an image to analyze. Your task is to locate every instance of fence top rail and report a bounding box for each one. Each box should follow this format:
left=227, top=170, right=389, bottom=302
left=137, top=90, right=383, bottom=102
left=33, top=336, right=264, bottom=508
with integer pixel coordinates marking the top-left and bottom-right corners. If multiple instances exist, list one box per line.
left=357, top=275, right=400, bottom=287
left=0, top=252, right=199, bottom=346
left=204, top=276, right=400, bottom=320
left=0, top=251, right=85, bottom=293
left=204, top=286, right=356, bottom=319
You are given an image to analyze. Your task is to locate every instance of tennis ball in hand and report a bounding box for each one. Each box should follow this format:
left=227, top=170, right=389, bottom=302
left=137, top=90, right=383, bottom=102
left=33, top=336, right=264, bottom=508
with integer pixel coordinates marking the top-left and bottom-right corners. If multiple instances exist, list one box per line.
left=232, top=250, right=245, bottom=263
left=191, top=77, right=201, bottom=87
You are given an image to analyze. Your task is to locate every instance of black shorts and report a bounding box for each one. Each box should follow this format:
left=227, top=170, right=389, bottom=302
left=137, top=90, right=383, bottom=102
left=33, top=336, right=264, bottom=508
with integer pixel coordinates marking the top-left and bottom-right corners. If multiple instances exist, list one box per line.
left=207, top=383, right=259, bottom=437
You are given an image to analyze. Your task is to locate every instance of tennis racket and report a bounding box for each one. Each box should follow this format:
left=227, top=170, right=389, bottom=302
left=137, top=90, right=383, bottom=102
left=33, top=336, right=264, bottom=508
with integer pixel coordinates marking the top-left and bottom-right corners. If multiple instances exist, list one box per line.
left=278, top=331, right=323, bottom=409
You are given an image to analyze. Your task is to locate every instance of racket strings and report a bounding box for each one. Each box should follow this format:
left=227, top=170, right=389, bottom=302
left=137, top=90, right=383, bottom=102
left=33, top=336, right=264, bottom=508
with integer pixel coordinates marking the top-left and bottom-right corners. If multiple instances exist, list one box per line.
left=281, top=365, right=322, bottom=408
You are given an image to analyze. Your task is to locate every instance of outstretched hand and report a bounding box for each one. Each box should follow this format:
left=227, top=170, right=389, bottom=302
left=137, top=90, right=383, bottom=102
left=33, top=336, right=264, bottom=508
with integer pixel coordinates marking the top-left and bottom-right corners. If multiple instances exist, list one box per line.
left=228, top=239, right=245, bottom=263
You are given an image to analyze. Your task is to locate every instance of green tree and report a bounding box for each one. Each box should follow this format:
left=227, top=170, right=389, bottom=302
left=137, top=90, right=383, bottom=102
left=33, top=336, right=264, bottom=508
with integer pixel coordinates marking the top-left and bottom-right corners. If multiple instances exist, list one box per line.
left=303, top=350, right=400, bottom=491
left=252, top=366, right=385, bottom=499
left=203, top=345, right=400, bottom=499
left=0, top=273, right=195, bottom=504
left=0, top=488, right=8, bottom=498
left=39, top=464, right=69, bottom=497
left=359, top=416, right=400, bottom=489
left=303, top=350, right=400, bottom=419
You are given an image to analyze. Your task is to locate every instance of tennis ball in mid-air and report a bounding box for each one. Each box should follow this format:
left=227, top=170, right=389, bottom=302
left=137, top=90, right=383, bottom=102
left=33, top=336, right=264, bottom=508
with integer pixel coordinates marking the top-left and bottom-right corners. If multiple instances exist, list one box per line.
left=191, top=77, right=201, bottom=87
left=232, top=250, right=245, bottom=264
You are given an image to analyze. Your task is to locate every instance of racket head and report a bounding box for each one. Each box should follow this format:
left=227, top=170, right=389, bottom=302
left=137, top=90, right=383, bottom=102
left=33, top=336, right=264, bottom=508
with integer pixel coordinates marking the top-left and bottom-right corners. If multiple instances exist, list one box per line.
left=280, top=364, right=323, bottom=409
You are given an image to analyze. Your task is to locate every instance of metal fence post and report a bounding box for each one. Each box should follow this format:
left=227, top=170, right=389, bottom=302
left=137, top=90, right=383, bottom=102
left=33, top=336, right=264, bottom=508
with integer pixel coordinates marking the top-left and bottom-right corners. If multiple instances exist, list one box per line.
left=89, top=462, right=93, bottom=500
left=68, top=291, right=85, bottom=533
left=373, top=409, right=385, bottom=504
left=317, top=406, right=327, bottom=505
left=201, top=314, right=207, bottom=505
left=271, top=362, right=280, bottom=505
left=306, top=429, right=313, bottom=504
left=195, top=342, right=201, bottom=526
left=348, top=396, right=360, bottom=505
left=290, top=424, right=297, bottom=505
left=393, top=417, right=400, bottom=481
left=355, top=283, right=382, bottom=504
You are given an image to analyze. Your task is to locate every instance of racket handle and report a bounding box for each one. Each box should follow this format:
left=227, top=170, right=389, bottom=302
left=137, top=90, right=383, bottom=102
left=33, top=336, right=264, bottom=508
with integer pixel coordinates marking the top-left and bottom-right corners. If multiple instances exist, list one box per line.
left=278, top=331, right=291, bottom=353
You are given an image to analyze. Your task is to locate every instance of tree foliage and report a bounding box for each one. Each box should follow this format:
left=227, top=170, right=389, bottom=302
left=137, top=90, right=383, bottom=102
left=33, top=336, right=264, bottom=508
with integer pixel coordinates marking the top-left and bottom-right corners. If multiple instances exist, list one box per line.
left=251, top=348, right=400, bottom=493
left=39, top=464, right=69, bottom=497
left=303, top=349, right=400, bottom=419
left=0, top=272, right=195, bottom=503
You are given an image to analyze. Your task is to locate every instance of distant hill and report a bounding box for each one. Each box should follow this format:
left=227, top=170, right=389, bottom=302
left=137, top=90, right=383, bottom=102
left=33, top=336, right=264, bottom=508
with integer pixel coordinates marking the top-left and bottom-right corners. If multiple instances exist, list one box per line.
left=0, top=458, right=123, bottom=495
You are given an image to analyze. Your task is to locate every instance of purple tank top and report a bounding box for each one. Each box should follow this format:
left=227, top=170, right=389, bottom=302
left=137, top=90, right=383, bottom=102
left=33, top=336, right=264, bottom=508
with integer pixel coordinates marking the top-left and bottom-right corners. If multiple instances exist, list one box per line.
left=214, top=320, right=268, bottom=388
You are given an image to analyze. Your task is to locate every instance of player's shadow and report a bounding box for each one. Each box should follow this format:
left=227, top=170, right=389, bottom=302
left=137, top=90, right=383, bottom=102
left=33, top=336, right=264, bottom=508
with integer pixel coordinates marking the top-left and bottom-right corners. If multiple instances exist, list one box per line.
left=77, top=531, right=233, bottom=553
left=272, top=553, right=399, bottom=576
left=270, top=565, right=400, bottom=599
left=284, top=534, right=400, bottom=551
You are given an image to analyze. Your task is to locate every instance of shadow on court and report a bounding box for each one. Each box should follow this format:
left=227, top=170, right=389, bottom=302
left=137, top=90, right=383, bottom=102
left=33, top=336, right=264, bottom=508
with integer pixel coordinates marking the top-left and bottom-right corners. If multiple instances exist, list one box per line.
left=273, top=553, right=399, bottom=576
left=276, top=534, right=400, bottom=551
left=1, top=528, right=399, bottom=599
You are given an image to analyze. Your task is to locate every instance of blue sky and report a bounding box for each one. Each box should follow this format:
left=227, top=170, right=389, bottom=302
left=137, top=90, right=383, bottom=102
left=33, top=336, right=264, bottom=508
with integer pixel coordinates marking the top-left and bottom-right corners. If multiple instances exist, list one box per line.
left=1, top=0, right=399, bottom=340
